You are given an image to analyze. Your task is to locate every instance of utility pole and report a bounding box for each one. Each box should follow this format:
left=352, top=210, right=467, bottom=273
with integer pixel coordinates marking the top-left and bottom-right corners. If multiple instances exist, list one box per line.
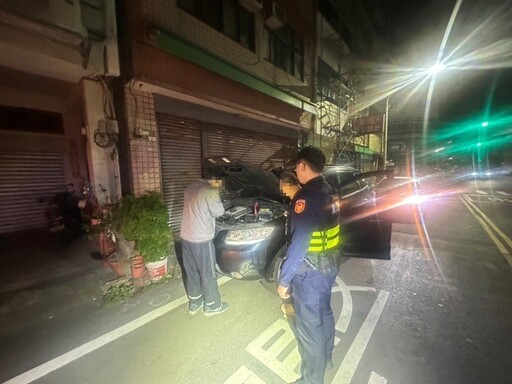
left=384, top=95, right=390, bottom=169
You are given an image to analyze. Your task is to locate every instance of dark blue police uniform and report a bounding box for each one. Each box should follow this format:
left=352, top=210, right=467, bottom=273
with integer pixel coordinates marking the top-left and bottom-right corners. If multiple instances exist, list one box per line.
left=280, top=175, right=340, bottom=384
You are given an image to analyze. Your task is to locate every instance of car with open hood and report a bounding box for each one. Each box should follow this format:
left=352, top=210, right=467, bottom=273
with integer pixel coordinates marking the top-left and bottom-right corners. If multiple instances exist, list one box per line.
left=203, top=157, right=394, bottom=289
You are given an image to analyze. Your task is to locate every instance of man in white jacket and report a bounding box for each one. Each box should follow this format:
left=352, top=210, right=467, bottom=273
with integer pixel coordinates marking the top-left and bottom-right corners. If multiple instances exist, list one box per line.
left=180, top=178, right=228, bottom=316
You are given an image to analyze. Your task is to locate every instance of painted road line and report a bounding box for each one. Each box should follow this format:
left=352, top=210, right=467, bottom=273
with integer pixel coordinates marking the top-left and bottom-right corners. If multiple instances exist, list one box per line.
left=246, top=318, right=300, bottom=383
left=332, top=276, right=376, bottom=333
left=266, top=325, right=296, bottom=357
left=224, top=366, right=266, bottom=384
left=369, top=371, right=388, bottom=384
left=332, top=290, right=390, bottom=384
left=476, top=190, right=487, bottom=195
left=3, top=276, right=232, bottom=384
left=496, top=191, right=510, bottom=196
left=461, top=196, right=512, bottom=268
left=246, top=316, right=342, bottom=382
left=464, top=195, right=512, bottom=204
left=281, top=346, right=301, bottom=374
left=463, top=195, right=512, bottom=249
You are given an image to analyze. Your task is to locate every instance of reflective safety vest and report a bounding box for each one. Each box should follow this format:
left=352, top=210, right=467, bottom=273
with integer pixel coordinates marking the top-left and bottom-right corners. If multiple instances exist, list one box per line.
left=307, top=224, right=340, bottom=253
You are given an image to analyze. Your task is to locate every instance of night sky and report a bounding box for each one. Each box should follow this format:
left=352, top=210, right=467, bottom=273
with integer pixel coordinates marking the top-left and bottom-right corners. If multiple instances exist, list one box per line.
left=365, top=0, right=512, bottom=123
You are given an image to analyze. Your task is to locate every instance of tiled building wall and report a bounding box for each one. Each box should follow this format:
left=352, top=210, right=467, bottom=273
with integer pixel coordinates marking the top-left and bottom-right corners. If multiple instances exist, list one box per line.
left=124, top=86, right=161, bottom=195
left=141, top=0, right=314, bottom=99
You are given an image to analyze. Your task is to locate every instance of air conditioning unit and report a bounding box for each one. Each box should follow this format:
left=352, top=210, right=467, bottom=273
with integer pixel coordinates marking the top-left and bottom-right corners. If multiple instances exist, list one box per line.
left=266, top=1, right=285, bottom=30
left=238, top=0, right=263, bottom=14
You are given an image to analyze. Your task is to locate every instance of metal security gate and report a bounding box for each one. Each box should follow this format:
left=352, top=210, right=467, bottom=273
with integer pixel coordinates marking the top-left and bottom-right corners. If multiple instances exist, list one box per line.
left=157, top=114, right=202, bottom=234
left=204, top=124, right=297, bottom=170
left=0, top=151, right=65, bottom=234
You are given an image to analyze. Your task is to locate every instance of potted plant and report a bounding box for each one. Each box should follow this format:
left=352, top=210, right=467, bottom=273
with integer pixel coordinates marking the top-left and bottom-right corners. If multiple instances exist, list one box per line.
left=111, top=192, right=172, bottom=283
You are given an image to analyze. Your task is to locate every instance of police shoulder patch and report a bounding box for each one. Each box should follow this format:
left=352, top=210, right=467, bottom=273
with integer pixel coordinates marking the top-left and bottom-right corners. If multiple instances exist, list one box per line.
left=294, top=199, right=306, bottom=214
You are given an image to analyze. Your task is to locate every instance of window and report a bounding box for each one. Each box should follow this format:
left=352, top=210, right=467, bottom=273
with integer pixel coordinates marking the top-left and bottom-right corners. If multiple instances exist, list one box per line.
left=0, top=106, right=63, bottom=134
left=266, top=25, right=304, bottom=81
left=318, top=58, right=340, bottom=103
left=177, top=0, right=255, bottom=51
left=340, top=181, right=360, bottom=196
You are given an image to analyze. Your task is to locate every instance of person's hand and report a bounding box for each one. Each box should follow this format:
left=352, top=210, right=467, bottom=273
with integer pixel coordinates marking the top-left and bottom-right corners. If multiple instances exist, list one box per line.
left=278, top=284, right=290, bottom=299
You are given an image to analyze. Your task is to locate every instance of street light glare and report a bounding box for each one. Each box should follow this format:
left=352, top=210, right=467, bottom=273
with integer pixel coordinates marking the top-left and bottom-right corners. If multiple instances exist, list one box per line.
left=427, top=63, right=445, bottom=76
left=481, top=121, right=489, bottom=127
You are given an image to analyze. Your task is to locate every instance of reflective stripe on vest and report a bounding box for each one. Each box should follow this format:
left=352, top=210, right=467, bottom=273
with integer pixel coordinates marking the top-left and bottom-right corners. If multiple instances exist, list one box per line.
left=307, top=224, right=340, bottom=252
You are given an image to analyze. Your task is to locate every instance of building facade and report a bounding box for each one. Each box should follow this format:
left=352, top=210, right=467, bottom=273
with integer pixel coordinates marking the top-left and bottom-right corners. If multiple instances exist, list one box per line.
left=313, top=0, right=382, bottom=171
left=116, top=0, right=320, bottom=233
left=0, top=0, right=120, bottom=234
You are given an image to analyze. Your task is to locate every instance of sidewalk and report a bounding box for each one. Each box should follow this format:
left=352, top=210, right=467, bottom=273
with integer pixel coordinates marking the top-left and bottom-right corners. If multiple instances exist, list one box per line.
left=0, top=230, right=110, bottom=337
left=0, top=230, right=187, bottom=383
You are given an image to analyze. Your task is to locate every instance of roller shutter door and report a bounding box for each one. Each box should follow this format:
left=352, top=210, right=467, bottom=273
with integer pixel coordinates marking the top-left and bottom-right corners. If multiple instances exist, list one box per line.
left=157, top=114, right=202, bottom=234
left=204, top=124, right=296, bottom=170
left=0, top=151, right=65, bottom=234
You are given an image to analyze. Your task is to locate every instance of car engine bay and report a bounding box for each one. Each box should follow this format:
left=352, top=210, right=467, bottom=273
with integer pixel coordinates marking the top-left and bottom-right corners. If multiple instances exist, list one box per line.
left=216, top=197, right=286, bottom=230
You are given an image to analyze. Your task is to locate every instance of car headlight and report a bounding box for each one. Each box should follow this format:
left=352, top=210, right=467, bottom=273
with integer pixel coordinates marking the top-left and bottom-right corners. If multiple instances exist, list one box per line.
left=403, top=195, right=426, bottom=205
left=225, top=227, right=274, bottom=245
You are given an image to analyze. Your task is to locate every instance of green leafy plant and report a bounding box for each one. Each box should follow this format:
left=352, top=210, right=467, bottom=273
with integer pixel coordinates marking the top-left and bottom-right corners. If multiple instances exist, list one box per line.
left=111, top=192, right=171, bottom=263
left=103, top=283, right=133, bottom=303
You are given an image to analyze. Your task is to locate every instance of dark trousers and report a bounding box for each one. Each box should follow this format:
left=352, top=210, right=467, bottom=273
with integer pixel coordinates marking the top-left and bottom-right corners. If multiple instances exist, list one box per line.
left=291, top=267, right=338, bottom=384
left=181, top=239, right=221, bottom=307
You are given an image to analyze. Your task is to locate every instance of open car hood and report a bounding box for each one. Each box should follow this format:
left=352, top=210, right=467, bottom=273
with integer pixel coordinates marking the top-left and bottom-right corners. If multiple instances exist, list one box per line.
left=203, top=157, right=282, bottom=201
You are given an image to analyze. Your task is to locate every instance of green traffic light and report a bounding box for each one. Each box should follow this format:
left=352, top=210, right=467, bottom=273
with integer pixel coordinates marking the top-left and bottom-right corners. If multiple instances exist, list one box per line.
left=481, top=121, right=489, bottom=127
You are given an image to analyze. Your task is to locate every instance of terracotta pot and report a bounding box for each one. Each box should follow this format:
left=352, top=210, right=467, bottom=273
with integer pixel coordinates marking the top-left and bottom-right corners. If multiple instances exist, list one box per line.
left=131, top=255, right=145, bottom=287
left=106, top=254, right=126, bottom=278
left=99, top=232, right=116, bottom=257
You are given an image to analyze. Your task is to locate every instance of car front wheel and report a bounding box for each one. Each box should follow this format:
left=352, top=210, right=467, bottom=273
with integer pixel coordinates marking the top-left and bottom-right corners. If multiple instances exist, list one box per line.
left=261, top=244, right=287, bottom=295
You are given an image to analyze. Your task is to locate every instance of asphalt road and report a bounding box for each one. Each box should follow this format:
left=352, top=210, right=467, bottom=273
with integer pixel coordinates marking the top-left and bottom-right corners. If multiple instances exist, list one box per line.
left=1, top=176, right=511, bottom=384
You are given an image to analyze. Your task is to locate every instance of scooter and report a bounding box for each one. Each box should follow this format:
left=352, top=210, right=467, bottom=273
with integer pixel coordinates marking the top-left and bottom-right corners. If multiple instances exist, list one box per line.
left=46, top=183, right=83, bottom=234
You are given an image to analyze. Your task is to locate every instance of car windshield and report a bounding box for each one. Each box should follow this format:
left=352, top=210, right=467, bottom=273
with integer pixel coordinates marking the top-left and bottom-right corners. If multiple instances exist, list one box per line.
left=324, top=169, right=360, bottom=186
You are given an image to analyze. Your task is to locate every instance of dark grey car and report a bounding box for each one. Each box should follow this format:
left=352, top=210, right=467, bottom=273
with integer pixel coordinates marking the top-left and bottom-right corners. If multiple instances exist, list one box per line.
left=202, top=158, right=393, bottom=288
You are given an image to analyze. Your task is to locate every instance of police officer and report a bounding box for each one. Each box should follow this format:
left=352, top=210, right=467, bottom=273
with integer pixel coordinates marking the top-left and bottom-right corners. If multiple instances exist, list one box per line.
left=278, top=146, right=340, bottom=384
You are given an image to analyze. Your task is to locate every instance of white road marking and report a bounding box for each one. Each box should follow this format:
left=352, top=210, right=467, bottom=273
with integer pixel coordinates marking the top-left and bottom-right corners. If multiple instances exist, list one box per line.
left=246, top=316, right=342, bottom=383
left=496, top=191, right=510, bottom=196
left=463, top=194, right=512, bottom=204
left=224, top=366, right=266, bottom=384
left=246, top=277, right=388, bottom=384
left=333, top=276, right=376, bottom=333
left=368, top=371, right=388, bottom=384
left=476, top=190, right=487, bottom=195
left=488, top=197, right=505, bottom=203
left=2, top=276, right=232, bottom=384
left=266, top=324, right=295, bottom=357
left=246, top=318, right=301, bottom=383
left=332, top=290, right=390, bottom=384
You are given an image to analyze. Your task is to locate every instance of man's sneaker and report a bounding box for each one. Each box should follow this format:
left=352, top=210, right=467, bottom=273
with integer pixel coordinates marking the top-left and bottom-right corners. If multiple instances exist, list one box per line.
left=204, top=302, right=229, bottom=317
left=188, top=302, right=204, bottom=315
